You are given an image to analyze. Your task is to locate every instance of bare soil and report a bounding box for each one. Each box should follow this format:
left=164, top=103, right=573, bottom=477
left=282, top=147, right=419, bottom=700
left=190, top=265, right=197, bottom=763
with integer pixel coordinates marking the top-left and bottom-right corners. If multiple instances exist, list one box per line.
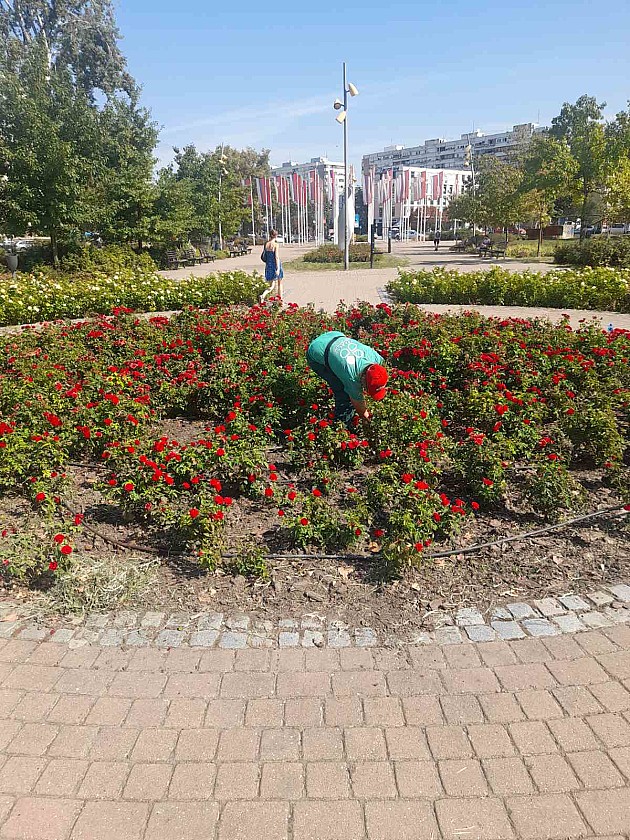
left=2, top=416, right=629, bottom=630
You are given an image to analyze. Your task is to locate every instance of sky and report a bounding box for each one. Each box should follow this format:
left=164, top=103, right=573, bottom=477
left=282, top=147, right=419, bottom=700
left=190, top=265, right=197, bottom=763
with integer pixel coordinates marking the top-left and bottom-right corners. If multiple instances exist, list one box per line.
left=116, top=0, right=630, bottom=172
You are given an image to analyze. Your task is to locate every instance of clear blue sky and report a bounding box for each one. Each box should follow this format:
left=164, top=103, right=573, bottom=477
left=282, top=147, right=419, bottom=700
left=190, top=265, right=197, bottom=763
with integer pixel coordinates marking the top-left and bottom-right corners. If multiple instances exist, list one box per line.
left=116, top=0, right=630, bottom=171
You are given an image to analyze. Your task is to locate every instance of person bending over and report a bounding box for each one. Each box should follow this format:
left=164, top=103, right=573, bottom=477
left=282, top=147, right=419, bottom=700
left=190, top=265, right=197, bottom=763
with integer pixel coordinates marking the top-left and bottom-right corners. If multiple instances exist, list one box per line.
left=306, top=331, right=388, bottom=427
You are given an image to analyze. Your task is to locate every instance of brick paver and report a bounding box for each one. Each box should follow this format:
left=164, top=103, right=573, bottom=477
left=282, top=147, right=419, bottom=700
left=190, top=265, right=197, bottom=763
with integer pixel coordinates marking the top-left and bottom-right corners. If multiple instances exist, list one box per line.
left=2, top=625, right=630, bottom=838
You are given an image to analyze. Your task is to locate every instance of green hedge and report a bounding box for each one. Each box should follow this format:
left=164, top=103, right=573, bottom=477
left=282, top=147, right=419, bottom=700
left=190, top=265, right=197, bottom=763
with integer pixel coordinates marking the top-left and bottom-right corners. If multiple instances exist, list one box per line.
left=0, top=268, right=266, bottom=326
left=554, top=237, right=630, bottom=268
left=387, top=266, right=630, bottom=312
left=303, top=243, right=381, bottom=263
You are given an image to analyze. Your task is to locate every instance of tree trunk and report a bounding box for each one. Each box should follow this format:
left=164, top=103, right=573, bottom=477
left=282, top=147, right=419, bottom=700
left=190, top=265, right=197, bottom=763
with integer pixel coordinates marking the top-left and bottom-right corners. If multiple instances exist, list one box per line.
left=537, top=213, right=543, bottom=257
left=50, top=230, right=59, bottom=268
left=579, top=182, right=589, bottom=242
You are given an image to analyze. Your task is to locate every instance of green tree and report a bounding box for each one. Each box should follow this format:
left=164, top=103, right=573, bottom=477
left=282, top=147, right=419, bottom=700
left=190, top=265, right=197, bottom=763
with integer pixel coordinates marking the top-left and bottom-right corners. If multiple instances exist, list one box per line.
left=0, top=44, right=101, bottom=264
left=92, top=96, right=158, bottom=247
left=604, top=103, right=630, bottom=223
left=520, top=135, right=577, bottom=254
left=550, top=95, right=607, bottom=238
left=0, top=0, right=135, bottom=98
left=474, top=156, right=526, bottom=243
left=150, top=167, right=196, bottom=247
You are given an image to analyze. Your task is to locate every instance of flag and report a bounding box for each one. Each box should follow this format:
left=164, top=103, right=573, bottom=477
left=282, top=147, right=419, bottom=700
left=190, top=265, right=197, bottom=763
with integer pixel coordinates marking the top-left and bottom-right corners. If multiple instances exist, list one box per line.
left=431, top=175, right=440, bottom=201
left=402, top=169, right=410, bottom=202
left=242, top=177, right=252, bottom=206
left=438, top=170, right=444, bottom=200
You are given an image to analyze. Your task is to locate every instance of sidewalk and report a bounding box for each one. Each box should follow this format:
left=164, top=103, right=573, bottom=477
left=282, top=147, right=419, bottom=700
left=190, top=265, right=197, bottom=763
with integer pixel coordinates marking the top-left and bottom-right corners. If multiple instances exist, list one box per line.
left=1, top=623, right=629, bottom=839
left=160, top=243, right=630, bottom=331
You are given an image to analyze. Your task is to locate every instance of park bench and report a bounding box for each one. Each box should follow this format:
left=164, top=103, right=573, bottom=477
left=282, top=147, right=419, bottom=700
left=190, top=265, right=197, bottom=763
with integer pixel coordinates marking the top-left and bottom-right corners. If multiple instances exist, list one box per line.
left=165, top=249, right=186, bottom=269
left=182, top=247, right=204, bottom=266
left=451, top=241, right=467, bottom=253
left=227, top=243, right=248, bottom=257
left=478, top=245, right=506, bottom=259
left=197, top=247, right=216, bottom=263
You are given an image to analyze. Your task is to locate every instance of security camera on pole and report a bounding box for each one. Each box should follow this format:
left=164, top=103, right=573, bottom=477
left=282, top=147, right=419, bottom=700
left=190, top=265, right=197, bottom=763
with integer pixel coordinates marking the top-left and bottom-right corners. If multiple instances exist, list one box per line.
left=333, top=63, right=358, bottom=270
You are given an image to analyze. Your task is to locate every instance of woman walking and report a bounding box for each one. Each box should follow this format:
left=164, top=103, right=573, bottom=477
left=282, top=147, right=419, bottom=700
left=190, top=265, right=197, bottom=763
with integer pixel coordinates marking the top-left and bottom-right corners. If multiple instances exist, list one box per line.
left=260, top=229, right=284, bottom=304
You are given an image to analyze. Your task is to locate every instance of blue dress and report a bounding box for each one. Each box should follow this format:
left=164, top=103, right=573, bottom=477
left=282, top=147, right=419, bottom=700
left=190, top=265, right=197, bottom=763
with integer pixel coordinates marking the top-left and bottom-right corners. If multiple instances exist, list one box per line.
left=264, top=247, right=283, bottom=283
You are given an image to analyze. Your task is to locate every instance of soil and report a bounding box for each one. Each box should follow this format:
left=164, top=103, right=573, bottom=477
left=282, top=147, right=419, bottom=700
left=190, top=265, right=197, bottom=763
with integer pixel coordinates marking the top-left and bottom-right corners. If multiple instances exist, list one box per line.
left=2, top=416, right=629, bottom=632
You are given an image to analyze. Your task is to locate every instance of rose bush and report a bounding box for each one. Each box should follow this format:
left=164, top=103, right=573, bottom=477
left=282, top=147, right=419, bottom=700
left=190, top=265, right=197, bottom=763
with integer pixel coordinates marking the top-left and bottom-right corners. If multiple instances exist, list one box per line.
left=0, top=268, right=265, bottom=326
left=1, top=301, right=628, bottom=582
left=388, top=266, right=630, bottom=312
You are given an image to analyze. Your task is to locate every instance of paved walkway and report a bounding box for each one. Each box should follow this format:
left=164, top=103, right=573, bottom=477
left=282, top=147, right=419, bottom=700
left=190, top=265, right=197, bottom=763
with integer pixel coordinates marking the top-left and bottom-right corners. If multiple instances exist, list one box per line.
left=1, top=622, right=630, bottom=839
left=160, top=243, right=630, bottom=331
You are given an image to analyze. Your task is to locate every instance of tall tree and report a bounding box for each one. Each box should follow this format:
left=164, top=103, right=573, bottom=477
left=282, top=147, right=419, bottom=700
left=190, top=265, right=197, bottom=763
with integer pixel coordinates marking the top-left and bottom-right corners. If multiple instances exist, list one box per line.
left=520, top=135, right=577, bottom=254
left=0, top=44, right=101, bottom=263
left=550, top=95, right=607, bottom=238
left=92, top=96, right=159, bottom=247
left=0, top=0, right=135, bottom=98
left=604, top=103, right=630, bottom=223
left=474, top=156, right=526, bottom=242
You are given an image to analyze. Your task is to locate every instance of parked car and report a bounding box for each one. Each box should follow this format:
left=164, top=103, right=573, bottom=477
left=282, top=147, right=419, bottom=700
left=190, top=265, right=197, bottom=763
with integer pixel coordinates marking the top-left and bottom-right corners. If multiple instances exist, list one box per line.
left=607, top=223, right=630, bottom=236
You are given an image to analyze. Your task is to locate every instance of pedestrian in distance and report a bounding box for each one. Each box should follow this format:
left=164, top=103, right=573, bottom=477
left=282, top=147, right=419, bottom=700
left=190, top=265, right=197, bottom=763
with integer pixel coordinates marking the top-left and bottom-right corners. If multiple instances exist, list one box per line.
left=260, top=229, right=283, bottom=304
left=306, top=331, right=389, bottom=429
left=433, top=230, right=441, bottom=251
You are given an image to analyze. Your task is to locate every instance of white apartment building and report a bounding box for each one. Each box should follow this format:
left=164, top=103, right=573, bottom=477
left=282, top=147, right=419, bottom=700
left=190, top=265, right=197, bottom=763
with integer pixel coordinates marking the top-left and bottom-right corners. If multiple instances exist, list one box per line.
left=363, top=123, right=546, bottom=173
left=271, top=156, right=345, bottom=193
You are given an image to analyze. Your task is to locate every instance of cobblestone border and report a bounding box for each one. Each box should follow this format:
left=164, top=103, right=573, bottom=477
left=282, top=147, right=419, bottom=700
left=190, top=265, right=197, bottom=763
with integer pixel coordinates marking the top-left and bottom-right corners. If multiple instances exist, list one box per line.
left=1, top=582, right=629, bottom=650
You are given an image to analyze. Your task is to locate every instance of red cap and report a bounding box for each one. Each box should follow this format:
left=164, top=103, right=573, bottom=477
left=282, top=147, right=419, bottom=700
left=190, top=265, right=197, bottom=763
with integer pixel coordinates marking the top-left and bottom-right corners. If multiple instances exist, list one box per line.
left=365, top=364, right=388, bottom=401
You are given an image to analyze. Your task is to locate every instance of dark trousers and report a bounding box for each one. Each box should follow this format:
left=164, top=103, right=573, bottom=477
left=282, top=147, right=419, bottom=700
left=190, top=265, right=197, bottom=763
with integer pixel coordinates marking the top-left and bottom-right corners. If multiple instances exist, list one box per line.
left=306, top=354, right=355, bottom=427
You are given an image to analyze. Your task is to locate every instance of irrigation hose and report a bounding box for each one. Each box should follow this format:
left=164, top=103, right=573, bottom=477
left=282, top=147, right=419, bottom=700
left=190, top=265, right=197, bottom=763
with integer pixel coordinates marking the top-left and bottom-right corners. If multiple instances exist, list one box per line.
left=55, top=498, right=629, bottom=563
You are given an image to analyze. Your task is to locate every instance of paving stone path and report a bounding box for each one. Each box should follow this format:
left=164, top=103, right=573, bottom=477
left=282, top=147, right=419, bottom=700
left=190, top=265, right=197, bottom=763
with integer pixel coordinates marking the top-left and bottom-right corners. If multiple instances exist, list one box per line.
left=1, top=598, right=630, bottom=838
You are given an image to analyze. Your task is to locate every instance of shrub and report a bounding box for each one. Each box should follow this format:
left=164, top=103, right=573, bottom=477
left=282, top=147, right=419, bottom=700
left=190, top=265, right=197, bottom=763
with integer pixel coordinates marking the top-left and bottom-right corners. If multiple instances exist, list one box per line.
left=303, top=243, right=381, bottom=263
left=60, top=244, right=157, bottom=274
left=0, top=268, right=266, bottom=326
left=387, top=266, right=630, bottom=312
left=554, top=237, right=630, bottom=268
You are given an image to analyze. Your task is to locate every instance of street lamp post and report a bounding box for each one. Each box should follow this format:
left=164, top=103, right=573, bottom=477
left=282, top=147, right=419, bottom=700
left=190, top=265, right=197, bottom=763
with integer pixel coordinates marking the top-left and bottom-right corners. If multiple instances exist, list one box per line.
left=465, top=134, right=477, bottom=240
left=217, top=144, right=228, bottom=251
left=333, top=62, right=358, bottom=270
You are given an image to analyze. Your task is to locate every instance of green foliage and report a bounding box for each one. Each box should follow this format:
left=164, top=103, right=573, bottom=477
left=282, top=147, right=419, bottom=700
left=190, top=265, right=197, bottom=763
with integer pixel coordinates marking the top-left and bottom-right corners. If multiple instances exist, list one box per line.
left=304, top=243, right=381, bottom=263
left=554, top=237, right=630, bottom=268
left=388, top=266, right=630, bottom=312
left=0, top=268, right=265, bottom=325
left=522, top=460, right=585, bottom=521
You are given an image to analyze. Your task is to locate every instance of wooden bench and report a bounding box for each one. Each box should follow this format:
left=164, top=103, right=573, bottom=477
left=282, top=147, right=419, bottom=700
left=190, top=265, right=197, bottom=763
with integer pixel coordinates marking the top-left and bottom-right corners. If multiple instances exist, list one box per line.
left=197, top=247, right=216, bottom=263
left=227, top=244, right=248, bottom=257
left=479, top=245, right=506, bottom=259
left=182, top=247, right=203, bottom=266
left=451, top=241, right=467, bottom=253
left=166, top=250, right=186, bottom=269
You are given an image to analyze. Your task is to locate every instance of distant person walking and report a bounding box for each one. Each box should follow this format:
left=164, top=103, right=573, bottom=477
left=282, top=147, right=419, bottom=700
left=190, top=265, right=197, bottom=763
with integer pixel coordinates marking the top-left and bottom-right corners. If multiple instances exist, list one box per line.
left=433, top=230, right=441, bottom=252
left=260, top=229, right=283, bottom=304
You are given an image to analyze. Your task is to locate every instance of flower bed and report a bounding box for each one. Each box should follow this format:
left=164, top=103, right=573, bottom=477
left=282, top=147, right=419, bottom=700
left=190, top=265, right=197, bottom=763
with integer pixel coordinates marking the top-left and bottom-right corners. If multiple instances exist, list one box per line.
left=387, top=266, right=630, bottom=313
left=1, top=302, right=628, bottom=583
left=0, top=268, right=265, bottom=326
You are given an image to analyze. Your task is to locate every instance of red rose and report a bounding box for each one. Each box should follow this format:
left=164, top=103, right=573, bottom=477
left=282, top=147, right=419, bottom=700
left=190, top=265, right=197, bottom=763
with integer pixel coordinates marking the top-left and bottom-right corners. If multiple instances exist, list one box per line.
left=60, top=544, right=72, bottom=555
left=35, top=492, right=46, bottom=502
left=48, top=560, right=58, bottom=571
left=53, top=533, right=64, bottom=544
left=300, top=518, right=309, bottom=526
left=123, top=482, right=134, bottom=492
left=189, top=508, right=200, bottom=519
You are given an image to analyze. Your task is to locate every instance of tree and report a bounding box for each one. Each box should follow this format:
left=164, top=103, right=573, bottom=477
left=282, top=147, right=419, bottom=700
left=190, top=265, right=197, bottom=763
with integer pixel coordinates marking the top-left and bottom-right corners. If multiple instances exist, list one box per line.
left=150, top=168, right=196, bottom=247
left=474, top=157, right=526, bottom=242
left=520, top=135, right=577, bottom=254
left=0, top=0, right=135, bottom=98
left=92, top=96, right=158, bottom=247
left=604, top=103, right=630, bottom=223
left=550, top=95, right=607, bottom=238
left=0, top=44, right=101, bottom=263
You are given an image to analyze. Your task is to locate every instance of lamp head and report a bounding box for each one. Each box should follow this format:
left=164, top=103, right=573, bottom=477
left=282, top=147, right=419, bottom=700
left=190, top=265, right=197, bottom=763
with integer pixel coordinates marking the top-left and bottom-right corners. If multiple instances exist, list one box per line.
left=335, top=110, right=347, bottom=124
left=333, top=98, right=343, bottom=110
left=347, top=82, right=359, bottom=97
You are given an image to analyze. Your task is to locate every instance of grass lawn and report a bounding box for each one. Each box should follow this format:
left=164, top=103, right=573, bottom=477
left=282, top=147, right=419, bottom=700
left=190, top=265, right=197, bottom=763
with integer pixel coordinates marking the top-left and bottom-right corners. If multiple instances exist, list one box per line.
left=283, top=254, right=409, bottom=271
left=505, top=239, right=557, bottom=262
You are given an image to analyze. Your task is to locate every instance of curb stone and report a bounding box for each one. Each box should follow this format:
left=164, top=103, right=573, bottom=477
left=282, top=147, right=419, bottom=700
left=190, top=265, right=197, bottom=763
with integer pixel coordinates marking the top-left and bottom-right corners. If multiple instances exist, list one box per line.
left=1, top=580, right=629, bottom=649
